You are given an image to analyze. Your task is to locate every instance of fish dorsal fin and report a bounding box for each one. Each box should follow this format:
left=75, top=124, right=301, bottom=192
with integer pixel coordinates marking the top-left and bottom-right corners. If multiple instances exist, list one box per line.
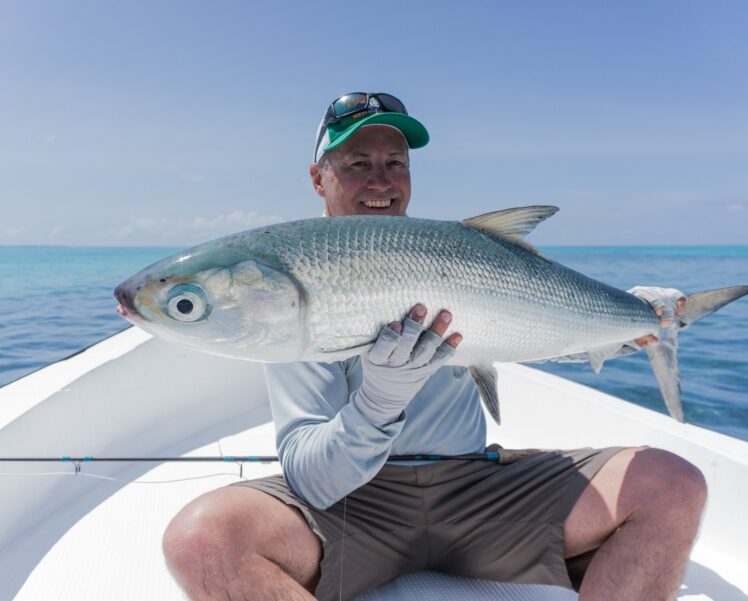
left=463, top=205, right=559, bottom=255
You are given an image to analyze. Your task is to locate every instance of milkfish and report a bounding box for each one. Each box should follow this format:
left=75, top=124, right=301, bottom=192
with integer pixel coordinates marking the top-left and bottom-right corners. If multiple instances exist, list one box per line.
left=114, top=206, right=748, bottom=423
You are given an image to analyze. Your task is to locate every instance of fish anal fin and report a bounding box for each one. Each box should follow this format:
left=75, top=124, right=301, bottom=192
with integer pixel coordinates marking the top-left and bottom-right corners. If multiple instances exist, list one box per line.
left=586, top=342, right=624, bottom=374
left=469, top=364, right=500, bottom=425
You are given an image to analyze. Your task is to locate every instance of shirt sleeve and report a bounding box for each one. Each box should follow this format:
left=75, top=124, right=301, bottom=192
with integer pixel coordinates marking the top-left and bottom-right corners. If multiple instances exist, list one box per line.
left=263, top=361, right=406, bottom=510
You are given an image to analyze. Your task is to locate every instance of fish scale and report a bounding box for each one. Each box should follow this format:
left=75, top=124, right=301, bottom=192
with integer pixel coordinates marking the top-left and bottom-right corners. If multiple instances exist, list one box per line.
left=242, top=216, right=656, bottom=364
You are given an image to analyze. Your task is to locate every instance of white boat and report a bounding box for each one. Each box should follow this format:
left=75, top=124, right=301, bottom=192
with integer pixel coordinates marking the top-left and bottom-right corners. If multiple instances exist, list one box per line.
left=1, top=326, right=747, bottom=600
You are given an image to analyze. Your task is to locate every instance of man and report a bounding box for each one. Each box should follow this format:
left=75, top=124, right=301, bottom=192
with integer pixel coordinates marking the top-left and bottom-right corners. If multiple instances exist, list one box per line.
left=163, top=93, right=706, bottom=601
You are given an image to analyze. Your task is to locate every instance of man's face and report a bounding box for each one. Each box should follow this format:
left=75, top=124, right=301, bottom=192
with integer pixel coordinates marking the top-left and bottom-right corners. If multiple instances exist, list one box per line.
left=310, top=125, right=411, bottom=217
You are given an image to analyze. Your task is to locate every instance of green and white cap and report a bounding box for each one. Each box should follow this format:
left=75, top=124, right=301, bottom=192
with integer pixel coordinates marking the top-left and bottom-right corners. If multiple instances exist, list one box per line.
left=314, top=93, right=429, bottom=162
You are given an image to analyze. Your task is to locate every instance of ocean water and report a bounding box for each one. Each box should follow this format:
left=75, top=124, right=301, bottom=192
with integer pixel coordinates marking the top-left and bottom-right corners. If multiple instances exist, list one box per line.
left=1, top=245, right=747, bottom=441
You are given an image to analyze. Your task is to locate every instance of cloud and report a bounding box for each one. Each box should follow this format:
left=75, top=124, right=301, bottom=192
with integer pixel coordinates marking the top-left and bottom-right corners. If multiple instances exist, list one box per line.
left=0, top=224, right=31, bottom=243
left=0, top=222, right=74, bottom=244
left=164, top=163, right=207, bottom=183
left=98, top=210, right=285, bottom=245
left=49, top=223, right=68, bottom=238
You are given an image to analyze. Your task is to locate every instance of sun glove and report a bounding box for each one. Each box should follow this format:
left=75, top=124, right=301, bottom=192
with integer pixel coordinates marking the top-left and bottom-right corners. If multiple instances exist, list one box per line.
left=628, top=286, right=686, bottom=332
left=352, top=317, right=456, bottom=427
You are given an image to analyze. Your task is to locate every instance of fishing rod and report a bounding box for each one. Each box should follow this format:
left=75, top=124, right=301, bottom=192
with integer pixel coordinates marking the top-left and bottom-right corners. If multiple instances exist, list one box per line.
left=0, top=451, right=544, bottom=483
left=0, top=452, right=505, bottom=464
left=0, top=450, right=542, bottom=467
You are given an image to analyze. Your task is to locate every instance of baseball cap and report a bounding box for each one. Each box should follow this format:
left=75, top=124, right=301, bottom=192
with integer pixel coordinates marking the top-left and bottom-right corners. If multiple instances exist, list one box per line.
left=314, top=92, right=429, bottom=162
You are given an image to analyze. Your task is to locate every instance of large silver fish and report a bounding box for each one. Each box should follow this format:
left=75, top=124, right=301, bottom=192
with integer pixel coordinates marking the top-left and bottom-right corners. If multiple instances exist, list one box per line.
left=114, top=206, right=747, bottom=423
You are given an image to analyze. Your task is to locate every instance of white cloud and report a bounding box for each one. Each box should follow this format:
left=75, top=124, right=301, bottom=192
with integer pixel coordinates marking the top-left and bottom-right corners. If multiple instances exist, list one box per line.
left=180, top=173, right=207, bottom=182
left=725, top=200, right=746, bottom=213
left=0, top=223, right=74, bottom=244
left=164, top=163, right=207, bottom=183
left=49, top=223, right=68, bottom=238
left=0, top=224, right=31, bottom=243
left=98, top=210, right=285, bottom=246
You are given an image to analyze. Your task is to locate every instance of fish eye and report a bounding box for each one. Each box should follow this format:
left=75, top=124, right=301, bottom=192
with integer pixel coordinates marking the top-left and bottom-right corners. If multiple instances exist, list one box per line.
left=165, top=284, right=210, bottom=322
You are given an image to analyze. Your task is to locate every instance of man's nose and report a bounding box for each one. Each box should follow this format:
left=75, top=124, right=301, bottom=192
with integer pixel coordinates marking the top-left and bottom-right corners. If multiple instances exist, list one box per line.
left=367, top=164, right=391, bottom=189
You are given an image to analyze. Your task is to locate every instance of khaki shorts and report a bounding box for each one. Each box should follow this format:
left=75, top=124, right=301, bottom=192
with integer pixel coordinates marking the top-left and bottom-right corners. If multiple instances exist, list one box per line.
left=233, top=445, right=624, bottom=601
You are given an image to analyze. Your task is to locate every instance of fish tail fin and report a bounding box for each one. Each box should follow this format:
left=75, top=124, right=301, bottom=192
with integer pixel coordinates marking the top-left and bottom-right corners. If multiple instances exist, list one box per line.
left=647, top=285, right=748, bottom=423
left=678, top=286, right=748, bottom=328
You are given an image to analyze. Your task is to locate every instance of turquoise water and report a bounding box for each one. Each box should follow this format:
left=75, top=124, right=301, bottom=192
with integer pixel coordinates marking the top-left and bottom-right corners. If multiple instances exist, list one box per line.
left=0, top=246, right=182, bottom=385
left=1, top=245, right=747, bottom=440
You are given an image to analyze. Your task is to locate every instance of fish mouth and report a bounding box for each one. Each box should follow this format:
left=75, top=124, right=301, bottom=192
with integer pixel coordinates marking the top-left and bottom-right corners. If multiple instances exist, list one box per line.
left=113, top=283, right=144, bottom=321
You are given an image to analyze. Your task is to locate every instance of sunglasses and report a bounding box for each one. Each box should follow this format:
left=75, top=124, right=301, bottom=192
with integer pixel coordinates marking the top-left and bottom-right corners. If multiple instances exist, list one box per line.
left=323, top=92, right=408, bottom=127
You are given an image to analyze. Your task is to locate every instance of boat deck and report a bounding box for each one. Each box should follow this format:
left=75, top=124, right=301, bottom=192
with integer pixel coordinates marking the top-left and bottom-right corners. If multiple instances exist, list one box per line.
left=7, top=421, right=747, bottom=601
left=2, top=328, right=747, bottom=600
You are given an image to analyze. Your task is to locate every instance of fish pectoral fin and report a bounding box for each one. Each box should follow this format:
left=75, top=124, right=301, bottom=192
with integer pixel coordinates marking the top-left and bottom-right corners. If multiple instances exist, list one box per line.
left=645, top=334, right=684, bottom=423
left=585, top=342, right=626, bottom=374
left=463, top=206, right=559, bottom=256
left=469, top=364, right=501, bottom=425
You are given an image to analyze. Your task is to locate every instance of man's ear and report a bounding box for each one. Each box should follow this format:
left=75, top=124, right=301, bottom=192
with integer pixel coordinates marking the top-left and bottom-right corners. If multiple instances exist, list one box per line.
left=309, top=163, right=325, bottom=197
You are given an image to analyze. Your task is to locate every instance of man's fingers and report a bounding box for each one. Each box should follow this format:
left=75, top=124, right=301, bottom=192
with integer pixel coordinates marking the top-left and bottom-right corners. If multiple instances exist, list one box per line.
left=429, top=309, right=452, bottom=337
left=410, top=304, right=427, bottom=324
left=411, top=306, right=459, bottom=342
left=368, top=325, right=402, bottom=364
left=659, top=296, right=685, bottom=326
left=635, top=334, right=659, bottom=347
left=445, top=332, right=463, bottom=348
left=388, top=317, right=424, bottom=366
left=411, top=330, right=445, bottom=366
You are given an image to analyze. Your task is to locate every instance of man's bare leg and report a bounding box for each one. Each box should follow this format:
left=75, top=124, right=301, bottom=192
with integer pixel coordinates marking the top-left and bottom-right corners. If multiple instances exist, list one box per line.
left=564, top=447, right=707, bottom=601
left=163, top=486, right=322, bottom=601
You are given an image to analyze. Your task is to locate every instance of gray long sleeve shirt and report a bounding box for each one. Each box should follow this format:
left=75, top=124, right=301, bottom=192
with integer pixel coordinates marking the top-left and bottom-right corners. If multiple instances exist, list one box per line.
left=264, top=358, right=486, bottom=510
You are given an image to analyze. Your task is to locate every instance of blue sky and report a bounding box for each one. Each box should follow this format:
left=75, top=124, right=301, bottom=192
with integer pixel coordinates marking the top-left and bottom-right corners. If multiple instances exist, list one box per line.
left=1, top=1, right=746, bottom=246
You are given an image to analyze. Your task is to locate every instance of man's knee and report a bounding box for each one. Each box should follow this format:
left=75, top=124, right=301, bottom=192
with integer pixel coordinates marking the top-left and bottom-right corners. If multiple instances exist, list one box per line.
left=629, top=448, right=707, bottom=518
left=162, top=487, right=257, bottom=584
left=163, top=485, right=321, bottom=595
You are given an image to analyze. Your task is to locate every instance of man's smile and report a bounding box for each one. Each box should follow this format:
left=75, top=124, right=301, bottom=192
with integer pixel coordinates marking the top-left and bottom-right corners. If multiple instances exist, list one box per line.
left=361, top=199, right=394, bottom=209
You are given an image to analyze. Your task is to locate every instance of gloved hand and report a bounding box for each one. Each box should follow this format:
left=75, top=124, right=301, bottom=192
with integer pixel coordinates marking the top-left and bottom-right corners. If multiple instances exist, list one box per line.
left=352, top=304, right=463, bottom=427
left=629, top=286, right=687, bottom=346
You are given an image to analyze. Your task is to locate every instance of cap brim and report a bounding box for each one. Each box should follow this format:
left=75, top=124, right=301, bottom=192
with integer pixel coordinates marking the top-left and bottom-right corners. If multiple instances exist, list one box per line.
left=323, top=113, right=429, bottom=154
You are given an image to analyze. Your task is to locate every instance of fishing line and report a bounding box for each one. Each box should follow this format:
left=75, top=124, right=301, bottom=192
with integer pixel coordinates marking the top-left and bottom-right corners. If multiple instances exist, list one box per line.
left=339, top=495, right=348, bottom=601
left=0, top=471, right=248, bottom=485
